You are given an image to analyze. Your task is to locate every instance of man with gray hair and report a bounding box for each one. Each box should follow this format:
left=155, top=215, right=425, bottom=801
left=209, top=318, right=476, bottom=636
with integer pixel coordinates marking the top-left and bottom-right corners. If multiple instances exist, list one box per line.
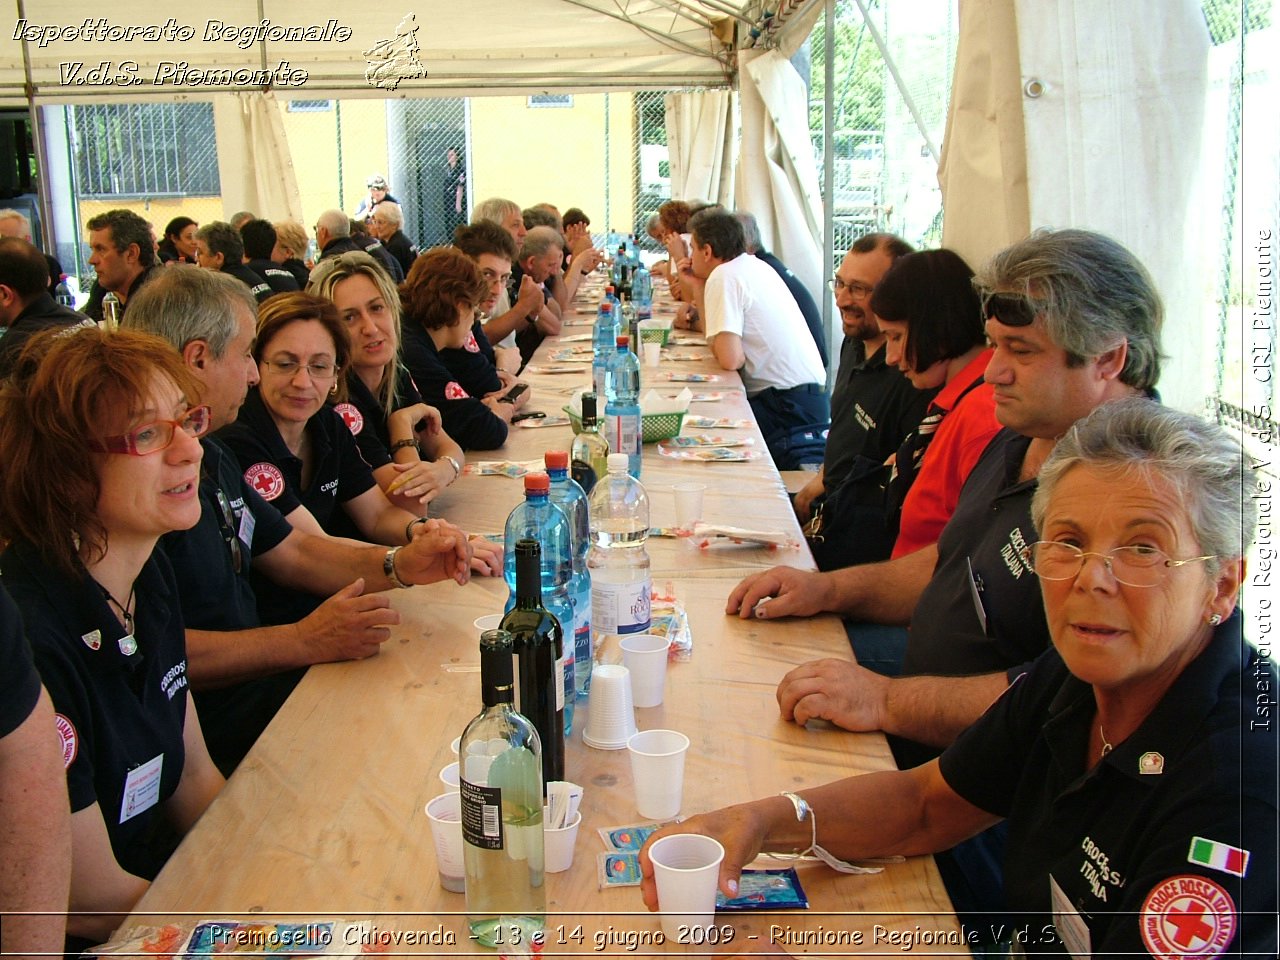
left=509, top=225, right=568, bottom=365
left=368, top=200, right=417, bottom=276
left=195, top=221, right=272, bottom=302
left=124, top=265, right=475, bottom=774
left=315, top=208, right=401, bottom=280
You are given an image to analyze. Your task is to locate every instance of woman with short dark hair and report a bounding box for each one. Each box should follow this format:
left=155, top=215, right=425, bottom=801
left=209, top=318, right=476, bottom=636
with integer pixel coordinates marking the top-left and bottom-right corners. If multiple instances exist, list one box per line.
left=158, top=216, right=197, bottom=264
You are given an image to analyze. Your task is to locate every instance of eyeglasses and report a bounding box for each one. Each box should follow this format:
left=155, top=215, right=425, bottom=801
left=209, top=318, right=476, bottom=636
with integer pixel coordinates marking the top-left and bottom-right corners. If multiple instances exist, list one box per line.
left=213, top=486, right=243, bottom=574
left=90, top=404, right=211, bottom=456
left=261, top=358, right=340, bottom=381
left=1023, top=541, right=1218, bottom=588
left=828, top=277, right=875, bottom=298
left=982, top=292, right=1041, bottom=327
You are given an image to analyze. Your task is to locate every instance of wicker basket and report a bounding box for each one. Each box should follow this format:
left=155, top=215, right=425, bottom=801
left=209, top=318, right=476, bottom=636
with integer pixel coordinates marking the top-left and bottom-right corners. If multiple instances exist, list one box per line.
left=563, top=405, right=685, bottom=443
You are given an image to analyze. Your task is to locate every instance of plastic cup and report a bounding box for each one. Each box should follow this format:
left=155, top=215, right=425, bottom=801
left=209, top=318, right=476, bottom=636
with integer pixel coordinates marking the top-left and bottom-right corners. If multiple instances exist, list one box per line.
left=425, top=792, right=465, bottom=893
left=673, top=482, right=706, bottom=533
left=627, top=729, right=689, bottom=819
left=582, top=664, right=637, bottom=750
left=473, top=614, right=503, bottom=633
left=642, top=341, right=661, bottom=367
left=648, top=834, right=724, bottom=939
left=619, top=634, right=670, bottom=708
left=439, top=760, right=460, bottom=791
left=542, top=807, right=582, bottom=873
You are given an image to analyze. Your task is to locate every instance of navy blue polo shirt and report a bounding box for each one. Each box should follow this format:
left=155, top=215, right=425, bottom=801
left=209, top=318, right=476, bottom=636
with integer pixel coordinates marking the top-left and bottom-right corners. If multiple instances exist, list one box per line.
left=215, top=387, right=377, bottom=530
left=940, top=617, right=1277, bottom=956
left=0, top=584, right=41, bottom=738
left=438, top=318, right=503, bottom=399
left=339, top=364, right=425, bottom=471
left=401, top=322, right=509, bottom=451
left=1, top=540, right=189, bottom=882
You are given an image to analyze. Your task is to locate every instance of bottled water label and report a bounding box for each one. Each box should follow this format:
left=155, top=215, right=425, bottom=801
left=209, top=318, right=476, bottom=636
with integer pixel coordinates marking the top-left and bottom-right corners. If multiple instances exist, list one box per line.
left=591, top=579, right=652, bottom=636
left=604, top=412, right=640, bottom=459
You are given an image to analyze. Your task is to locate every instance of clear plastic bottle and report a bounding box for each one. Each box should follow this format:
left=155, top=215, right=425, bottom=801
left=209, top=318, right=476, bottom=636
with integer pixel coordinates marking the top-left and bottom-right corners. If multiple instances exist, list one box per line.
left=545, top=450, right=593, bottom=702
left=460, top=628, right=545, bottom=949
left=503, top=473, right=574, bottom=736
left=632, top=264, right=652, bottom=320
left=570, top=393, right=609, bottom=495
left=603, top=336, right=642, bottom=478
left=592, top=288, right=620, bottom=399
left=54, top=275, right=75, bottom=307
left=588, top=453, right=652, bottom=651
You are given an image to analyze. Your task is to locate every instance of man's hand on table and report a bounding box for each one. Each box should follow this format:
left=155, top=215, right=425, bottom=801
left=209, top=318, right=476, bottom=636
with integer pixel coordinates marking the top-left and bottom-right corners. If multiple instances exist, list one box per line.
left=639, top=803, right=774, bottom=910
left=399, top=518, right=472, bottom=585
left=776, top=657, right=890, bottom=731
left=793, top=471, right=824, bottom=524
left=467, top=536, right=502, bottom=577
left=725, top=566, right=833, bottom=620
left=299, top=578, right=399, bottom=662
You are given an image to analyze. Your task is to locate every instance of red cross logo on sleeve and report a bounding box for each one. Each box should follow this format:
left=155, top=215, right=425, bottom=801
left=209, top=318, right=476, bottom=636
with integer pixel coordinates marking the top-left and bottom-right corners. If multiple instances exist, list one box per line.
left=244, top=462, right=285, bottom=501
left=1141, top=875, right=1236, bottom=958
left=463, top=331, right=481, bottom=353
left=334, top=402, right=364, bottom=435
left=444, top=381, right=470, bottom=400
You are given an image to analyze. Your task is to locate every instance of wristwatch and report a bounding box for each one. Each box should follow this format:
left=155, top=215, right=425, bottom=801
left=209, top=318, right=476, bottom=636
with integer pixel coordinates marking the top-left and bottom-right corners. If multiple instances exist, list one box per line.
left=383, top=546, right=411, bottom=589
left=442, top=455, right=461, bottom=480
left=390, top=438, right=420, bottom=454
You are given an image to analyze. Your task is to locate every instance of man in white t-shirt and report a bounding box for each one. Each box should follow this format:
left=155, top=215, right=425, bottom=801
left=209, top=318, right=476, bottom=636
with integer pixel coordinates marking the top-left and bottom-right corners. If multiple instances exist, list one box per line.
left=678, top=208, right=828, bottom=466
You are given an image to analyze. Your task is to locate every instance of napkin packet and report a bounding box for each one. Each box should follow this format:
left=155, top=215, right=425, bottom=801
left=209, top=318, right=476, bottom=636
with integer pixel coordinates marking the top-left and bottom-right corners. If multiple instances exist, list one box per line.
left=689, top=522, right=800, bottom=551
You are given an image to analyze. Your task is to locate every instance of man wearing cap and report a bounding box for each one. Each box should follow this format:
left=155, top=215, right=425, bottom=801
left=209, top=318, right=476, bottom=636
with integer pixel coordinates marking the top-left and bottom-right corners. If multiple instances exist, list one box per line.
left=353, top=174, right=397, bottom=221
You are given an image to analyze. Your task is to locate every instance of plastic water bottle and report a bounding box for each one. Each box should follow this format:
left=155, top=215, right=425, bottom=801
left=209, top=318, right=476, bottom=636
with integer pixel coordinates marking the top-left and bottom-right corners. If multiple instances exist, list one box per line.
left=592, top=288, right=620, bottom=399
left=604, top=335, right=642, bottom=478
left=632, top=264, right=652, bottom=321
left=54, top=275, right=75, bottom=307
left=588, top=453, right=652, bottom=651
left=503, top=472, right=575, bottom=735
left=545, top=450, right=592, bottom=701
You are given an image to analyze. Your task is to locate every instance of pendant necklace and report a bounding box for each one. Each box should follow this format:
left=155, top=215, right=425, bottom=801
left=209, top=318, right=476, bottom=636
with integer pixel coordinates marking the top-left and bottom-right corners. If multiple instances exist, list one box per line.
left=99, top=581, right=138, bottom=657
left=1098, top=722, right=1114, bottom=758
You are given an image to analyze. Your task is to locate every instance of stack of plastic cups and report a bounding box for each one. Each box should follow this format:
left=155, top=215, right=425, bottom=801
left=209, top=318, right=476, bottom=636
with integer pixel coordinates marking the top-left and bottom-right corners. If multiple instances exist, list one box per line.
left=581, top=663, right=637, bottom=749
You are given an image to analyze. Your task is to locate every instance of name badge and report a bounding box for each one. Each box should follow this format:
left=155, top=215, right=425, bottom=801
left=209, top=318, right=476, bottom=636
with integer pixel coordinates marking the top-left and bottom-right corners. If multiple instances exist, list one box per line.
left=1050, top=873, right=1092, bottom=959
left=238, top=507, right=256, bottom=553
left=119, top=754, right=164, bottom=824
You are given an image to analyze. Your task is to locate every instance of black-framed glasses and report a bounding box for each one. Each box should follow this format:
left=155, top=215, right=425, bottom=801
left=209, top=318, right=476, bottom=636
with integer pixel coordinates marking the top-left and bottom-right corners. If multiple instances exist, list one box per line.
left=90, top=404, right=211, bottom=456
left=828, top=277, right=875, bottom=298
left=213, top=487, right=244, bottom=574
left=982, top=292, right=1041, bottom=327
left=1023, top=541, right=1217, bottom=588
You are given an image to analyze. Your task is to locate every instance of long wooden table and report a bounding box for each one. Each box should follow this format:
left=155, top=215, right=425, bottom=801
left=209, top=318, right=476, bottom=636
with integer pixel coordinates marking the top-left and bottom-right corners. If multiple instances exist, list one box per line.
left=112, top=281, right=964, bottom=956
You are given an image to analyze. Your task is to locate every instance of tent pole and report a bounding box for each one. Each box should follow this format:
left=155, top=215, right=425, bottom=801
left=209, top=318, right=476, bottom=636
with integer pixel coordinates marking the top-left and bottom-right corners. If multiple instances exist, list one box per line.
left=822, top=0, right=835, bottom=387
left=851, top=0, right=939, bottom=164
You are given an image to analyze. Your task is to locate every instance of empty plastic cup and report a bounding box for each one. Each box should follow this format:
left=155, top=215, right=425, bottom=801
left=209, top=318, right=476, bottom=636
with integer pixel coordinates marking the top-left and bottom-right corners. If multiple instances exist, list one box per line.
left=425, top=792, right=465, bottom=893
left=642, top=342, right=661, bottom=367
left=672, top=482, right=706, bottom=533
left=582, top=663, right=637, bottom=749
left=619, top=634, right=670, bottom=707
left=648, top=833, right=725, bottom=939
left=627, top=729, right=689, bottom=819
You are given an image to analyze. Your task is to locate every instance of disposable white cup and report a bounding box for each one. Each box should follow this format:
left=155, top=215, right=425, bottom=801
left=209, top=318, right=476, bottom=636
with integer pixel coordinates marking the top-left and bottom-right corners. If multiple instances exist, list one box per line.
left=619, top=634, right=670, bottom=708
left=582, top=664, right=637, bottom=750
left=672, top=482, right=706, bottom=533
left=649, top=833, right=724, bottom=939
left=473, top=614, right=503, bottom=633
left=643, top=342, right=662, bottom=367
left=627, top=729, right=689, bottom=819
left=438, top=760, right=460, bottom=791
left=424, top=792, right=465, bottom=893
left=542, top=808, right=582, bottom=873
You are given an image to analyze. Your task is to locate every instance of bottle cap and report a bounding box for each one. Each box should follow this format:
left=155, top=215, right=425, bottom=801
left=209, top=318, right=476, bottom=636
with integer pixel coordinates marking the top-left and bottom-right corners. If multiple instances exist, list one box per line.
left=544, top=450, right=568, bottom=470
left=607, top=453, right=629, bottom=473
left=615, top=335, right=629, bottom=349
left=524, top=472, right=550, bottom=494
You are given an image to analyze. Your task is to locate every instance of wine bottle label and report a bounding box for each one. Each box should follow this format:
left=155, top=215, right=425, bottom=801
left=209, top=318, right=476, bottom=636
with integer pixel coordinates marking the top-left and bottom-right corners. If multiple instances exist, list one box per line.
left=555, top=651, right=567, bottom=712
left=460, top=779, right=504, bottom=851
left=570, top=459, right=596, bottom=493
left=591, top=579, right=652, bottom=635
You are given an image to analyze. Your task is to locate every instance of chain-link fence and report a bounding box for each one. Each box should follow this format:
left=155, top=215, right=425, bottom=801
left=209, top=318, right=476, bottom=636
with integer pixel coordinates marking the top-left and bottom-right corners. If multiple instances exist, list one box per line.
left=807, top=0, right=957, bottom=273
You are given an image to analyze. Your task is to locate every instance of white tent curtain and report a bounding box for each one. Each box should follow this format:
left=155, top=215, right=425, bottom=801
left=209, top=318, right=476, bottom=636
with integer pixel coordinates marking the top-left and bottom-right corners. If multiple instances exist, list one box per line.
left=1014, top=0, right=1210, bottom=413
left=735, top=48, right=825, bottom=303
left=938, top=0, right=1030, bottom=269
left=212, top=92, right=305, bottom=223
left=664, top=90, right=738, bottom=208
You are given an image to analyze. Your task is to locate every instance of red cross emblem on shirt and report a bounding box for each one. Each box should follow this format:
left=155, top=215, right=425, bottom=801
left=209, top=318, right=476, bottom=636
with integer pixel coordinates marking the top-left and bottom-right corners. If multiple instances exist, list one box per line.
left=334, top=402, right=364, bottom=435
left=1141, top=875, right=1236, bottom=958
left=444, top=381, right=470, bottom=400
left=464, top=331, right=481, bottom=353
left=245, top=462, right=285, bottom=501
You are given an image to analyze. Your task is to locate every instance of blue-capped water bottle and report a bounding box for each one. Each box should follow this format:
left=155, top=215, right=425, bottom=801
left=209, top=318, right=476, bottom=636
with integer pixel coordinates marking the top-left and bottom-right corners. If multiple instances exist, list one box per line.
left=503, top=472, right=575, bottom=736
left=545, top=450, right=592, bottom=700
left=604, top=335, right=642, bottom=478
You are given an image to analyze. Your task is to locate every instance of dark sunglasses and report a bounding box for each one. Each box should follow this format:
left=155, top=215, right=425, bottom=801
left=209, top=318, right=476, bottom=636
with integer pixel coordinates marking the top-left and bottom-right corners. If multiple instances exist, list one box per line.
left=982, top=292, right=1040, bottom=327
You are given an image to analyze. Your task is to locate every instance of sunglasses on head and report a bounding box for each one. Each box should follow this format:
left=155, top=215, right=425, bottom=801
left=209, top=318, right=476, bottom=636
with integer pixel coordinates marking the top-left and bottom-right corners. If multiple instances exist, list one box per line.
left=982, top=292, right=1040, bottom=327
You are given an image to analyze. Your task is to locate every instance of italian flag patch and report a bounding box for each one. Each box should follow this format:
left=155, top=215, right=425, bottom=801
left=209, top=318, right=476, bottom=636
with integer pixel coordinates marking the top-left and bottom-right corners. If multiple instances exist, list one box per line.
left=1187, top=836, right=1249, bottom=878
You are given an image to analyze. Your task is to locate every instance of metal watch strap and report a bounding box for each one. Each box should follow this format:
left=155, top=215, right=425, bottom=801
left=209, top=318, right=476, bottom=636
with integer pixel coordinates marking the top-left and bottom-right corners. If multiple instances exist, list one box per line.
left=383, top=546, right=411, bottom=589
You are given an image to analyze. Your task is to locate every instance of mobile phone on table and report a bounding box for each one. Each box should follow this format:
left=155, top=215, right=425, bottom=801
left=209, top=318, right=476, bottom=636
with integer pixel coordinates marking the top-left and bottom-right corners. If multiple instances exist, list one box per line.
left=512, top=410, right=546, bottom=423
left=499, top=383, right=528, bottom=404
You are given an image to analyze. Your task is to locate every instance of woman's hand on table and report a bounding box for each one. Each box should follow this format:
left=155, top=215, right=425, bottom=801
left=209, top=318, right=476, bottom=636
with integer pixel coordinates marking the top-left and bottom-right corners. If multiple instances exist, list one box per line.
left=776, top=658, right=890, bottom=731
left=299, top=579, right=399, bottom=662
left=638, top=803, right=771, bottom=910
left=495, top=347, right=522, bottom=377
left=725, top=566, right=831, bottom=620
left=467, top=536, right=502, bottom=577
left=385, top=459, right=455, bottom=506
left=399, top=518, right=472, bottom=585
left=391, top=402, right=438, bottom=440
